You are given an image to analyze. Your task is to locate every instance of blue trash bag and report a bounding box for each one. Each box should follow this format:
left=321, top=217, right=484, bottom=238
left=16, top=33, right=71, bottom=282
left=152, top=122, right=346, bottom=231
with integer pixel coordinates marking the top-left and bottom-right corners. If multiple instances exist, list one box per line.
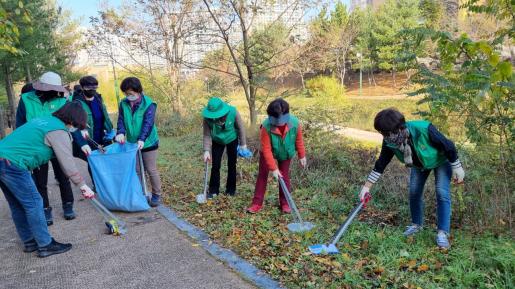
left=88, top=142, right=150, bottom=212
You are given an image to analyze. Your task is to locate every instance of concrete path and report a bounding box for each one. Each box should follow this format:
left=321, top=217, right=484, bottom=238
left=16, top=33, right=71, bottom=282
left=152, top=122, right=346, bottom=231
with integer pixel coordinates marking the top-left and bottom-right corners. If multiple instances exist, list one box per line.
left=0, top=160, right=255, bottom=289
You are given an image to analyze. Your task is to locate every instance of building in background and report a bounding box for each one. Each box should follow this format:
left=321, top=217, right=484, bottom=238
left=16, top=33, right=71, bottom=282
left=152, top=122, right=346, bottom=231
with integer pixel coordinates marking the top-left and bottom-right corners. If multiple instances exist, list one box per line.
left=77, top=1, right=307, bottom=77
left=350, top=0, right=385, bottom=11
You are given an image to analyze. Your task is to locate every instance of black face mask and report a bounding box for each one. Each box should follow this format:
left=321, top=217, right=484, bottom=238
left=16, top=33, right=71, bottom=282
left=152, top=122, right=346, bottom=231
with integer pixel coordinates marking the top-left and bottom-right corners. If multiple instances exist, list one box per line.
left=83, top=90, right=96, bottom=98
left=35, top=90, right=59, bottom=102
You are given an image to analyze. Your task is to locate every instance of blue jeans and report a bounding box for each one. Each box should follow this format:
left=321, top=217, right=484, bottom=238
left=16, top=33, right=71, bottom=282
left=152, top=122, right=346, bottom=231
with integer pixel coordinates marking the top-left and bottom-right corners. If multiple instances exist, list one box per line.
left=0, top=159, right=52, bottom=247
left=409, top=162, right=452, bottom=233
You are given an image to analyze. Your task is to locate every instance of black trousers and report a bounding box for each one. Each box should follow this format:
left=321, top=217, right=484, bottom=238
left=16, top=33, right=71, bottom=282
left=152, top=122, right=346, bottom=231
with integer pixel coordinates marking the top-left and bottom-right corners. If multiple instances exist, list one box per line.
left=209, top=139, right=238, bottom=195
left=32, top=158, right=74, bottom=208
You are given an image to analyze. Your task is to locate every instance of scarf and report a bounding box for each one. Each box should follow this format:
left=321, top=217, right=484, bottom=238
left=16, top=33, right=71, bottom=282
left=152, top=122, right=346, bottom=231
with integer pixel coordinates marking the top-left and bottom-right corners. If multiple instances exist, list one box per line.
left=385, top=128, right=413, bottom=167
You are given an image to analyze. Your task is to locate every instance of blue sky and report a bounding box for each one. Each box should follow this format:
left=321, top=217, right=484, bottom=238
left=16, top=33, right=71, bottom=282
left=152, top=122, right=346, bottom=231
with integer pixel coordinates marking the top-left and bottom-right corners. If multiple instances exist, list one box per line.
left=60, top=0, right=350, bottom=26
left=59, top=0, right=122, bottom=26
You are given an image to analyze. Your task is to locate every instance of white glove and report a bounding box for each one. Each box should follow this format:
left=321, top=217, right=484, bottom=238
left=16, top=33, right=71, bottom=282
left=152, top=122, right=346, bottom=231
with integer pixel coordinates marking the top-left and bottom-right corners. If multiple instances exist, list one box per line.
left=115, top=134, right=125, bottom=144
left=81, top=145, right=92, bottom=156
left=80, top=129, right=89, bottom=139
left=137, top=140, right=144, bottom=150
left=203, top=151, right=211, bottom=162
left=359, top=186, right=370, bottom=202
left=272, top=169, right=283, bottom=180
left=299, top=157, right=307, bottom=168
left=80, top=184, right=95, bottom=199
left=451, top=160, right=465, bottom=184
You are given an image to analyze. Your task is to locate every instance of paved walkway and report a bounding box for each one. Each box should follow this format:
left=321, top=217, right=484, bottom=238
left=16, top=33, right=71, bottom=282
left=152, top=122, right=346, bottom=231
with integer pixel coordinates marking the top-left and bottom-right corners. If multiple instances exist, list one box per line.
left=0, top=160, right=255, bottom=289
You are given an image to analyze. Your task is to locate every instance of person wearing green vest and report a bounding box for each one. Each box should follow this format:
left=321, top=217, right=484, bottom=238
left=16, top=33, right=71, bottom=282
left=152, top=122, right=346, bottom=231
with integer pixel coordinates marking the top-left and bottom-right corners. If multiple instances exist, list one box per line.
left=359, top=108, right=465, bottom=249
left=247, top=98, right=307, bottom=214
left=15, top=71, right=82, bottom=225
left=202, top=97, right=248, bottom=199
left=0, top=102, right=95, bottom=257
left=71, top=75, right=115, bottom=177
left=115, top=77, right=162, bottom=207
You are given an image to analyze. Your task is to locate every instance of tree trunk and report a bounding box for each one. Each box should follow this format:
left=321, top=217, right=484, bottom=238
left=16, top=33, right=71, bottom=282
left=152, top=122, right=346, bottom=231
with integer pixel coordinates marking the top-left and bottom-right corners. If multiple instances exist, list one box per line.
left=0, top=106, right=6, bottom=139
left=300, top=72, right=305, bottom=89
left=25, top=62, right=32, bottom=83
left=392, top=68, right=397, bottom=88
left=4, top=64, right=16, bottom=129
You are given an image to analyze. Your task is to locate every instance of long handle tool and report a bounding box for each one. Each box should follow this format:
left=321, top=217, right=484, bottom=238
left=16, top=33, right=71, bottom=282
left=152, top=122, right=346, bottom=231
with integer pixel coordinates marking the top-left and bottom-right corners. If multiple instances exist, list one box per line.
left=278, top=177, right=315, bottom=233
left=90, top=198, right=127, bottom=236
left=196, top=162, right=209, bottom=204
left=308, top=193, right=371, bottom=254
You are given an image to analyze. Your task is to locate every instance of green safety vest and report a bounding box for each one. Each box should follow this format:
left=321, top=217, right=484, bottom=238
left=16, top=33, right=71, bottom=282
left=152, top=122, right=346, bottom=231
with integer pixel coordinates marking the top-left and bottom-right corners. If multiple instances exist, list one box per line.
left=78, top=97, right=113, bottom=137
left=21, top=91, right=67, bottom=121
left=120, top=95, right=159, bottom=149
left=386, top=120, right=447, bottom=169
left=0, top=116, right=67, bottom=170
left=262, top=115, right=299, bottom=161
left=206, top=106, right=238, bottom=145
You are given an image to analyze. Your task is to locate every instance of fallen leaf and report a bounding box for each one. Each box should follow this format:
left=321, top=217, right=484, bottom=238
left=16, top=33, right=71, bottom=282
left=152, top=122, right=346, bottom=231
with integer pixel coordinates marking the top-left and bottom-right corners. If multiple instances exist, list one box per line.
left=417, top=264, right=429, bottom=272
left=408, top=260, right=417, bottom=268
left=373, top=267, right=385, bottom=274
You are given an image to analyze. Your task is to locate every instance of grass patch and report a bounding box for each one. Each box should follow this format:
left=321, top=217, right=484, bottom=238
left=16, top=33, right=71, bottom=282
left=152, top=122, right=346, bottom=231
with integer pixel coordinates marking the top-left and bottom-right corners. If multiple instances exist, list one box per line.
left=157, top=132, right=514, bottom=289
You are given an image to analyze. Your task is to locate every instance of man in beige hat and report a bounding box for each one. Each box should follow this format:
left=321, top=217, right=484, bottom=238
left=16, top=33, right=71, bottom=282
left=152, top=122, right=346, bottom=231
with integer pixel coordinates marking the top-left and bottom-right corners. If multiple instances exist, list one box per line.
left=15, top=71, right=83, bottom=225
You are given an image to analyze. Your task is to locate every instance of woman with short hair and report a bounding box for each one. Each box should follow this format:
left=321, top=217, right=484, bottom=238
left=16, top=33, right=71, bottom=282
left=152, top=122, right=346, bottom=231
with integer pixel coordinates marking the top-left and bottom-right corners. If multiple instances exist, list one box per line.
left=359, top=108, right=465, bottom=249
left=0, top=101, right=95, bottom=257
left=115, top=77, right=162, bottom=207
left=247, top=98, right=306, bottom=214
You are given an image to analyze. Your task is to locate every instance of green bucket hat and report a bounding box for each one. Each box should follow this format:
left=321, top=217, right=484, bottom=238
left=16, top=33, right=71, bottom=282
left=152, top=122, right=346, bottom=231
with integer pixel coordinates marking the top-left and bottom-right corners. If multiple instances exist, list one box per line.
left=202, top=97, right=230, bottom=119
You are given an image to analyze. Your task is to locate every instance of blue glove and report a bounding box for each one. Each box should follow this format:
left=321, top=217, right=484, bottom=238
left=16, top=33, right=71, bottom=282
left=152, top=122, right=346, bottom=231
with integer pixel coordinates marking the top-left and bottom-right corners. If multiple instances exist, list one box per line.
left=237, top=145, right=252, bottom=159
left=103, top=129, right=116, bottom=143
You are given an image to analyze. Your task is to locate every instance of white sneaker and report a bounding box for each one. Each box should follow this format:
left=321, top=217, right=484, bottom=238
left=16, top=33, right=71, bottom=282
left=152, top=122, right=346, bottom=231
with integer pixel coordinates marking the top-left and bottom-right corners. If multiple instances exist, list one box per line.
left=403, top=224, right=423, bottom=236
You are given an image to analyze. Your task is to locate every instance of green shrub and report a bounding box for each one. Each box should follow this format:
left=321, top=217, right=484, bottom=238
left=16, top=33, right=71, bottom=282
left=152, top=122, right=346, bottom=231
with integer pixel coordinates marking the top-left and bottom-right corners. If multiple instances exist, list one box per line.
left=305, top=76, right=346, bottom=99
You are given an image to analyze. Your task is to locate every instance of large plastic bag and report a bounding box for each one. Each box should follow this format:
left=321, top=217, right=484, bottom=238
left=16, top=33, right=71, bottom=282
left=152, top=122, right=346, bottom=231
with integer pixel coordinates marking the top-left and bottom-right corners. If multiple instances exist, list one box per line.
left=88, top=142, right=150, bottom=212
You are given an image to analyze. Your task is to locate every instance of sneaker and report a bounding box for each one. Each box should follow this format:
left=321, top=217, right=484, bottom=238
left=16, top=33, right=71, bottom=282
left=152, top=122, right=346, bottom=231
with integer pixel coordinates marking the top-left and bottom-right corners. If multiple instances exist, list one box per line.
left=37, top=239, right=72, bottom=258
left=436, top=231, right=450, bottom=249
left=403, top=224, right=422, bottom=236
left=247, top=204, right=262, bottom=214
left=23, top=239, right=38, bottom=253
left=281, top=204, right=292, bottom=214
left=44, top=207, right=53, bottom=226
left=149, top=194, right=160, bottom=207
left=62, top=202, right=76, bottom=220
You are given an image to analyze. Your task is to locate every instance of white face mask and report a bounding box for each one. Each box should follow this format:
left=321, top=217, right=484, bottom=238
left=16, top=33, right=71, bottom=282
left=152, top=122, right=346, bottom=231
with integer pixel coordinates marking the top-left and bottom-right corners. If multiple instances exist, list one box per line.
left=127, top=94, right=139, bottom=101
left=68, top=127, right=78, bottom=133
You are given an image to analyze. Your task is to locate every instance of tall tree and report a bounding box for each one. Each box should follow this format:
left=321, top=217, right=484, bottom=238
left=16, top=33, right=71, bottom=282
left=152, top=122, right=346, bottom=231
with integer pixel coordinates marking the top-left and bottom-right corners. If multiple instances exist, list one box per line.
left=372, top=0, right=421, bottom=86
left=0, top=0, right=80, bottom=128
left=89, top=0, right=206, bottom=114
left=201, top=0, right=313, bottom=125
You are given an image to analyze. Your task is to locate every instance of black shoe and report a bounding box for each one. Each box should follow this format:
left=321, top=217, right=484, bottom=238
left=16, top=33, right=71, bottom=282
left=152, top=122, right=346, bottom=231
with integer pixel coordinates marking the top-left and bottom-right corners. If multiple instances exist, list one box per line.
left=23, top=239, right=38, bottom=253
left=37, top=239, right=72, bottom=258
left=62, top=202, right=76, bottom=220
left=44, top=207, right=53, bottom=226
left=225, top=191, right=237, bottom=196
left=207, top=192, right=218, bottom=200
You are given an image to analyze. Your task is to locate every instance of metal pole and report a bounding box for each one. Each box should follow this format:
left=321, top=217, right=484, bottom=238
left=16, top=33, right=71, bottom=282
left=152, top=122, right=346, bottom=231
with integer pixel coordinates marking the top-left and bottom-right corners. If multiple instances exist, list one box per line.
left=359, top=51, right=363, bottom=97
left=329, top=202, right=364, bottom=246
left=278, top=177, right=304, bottom=223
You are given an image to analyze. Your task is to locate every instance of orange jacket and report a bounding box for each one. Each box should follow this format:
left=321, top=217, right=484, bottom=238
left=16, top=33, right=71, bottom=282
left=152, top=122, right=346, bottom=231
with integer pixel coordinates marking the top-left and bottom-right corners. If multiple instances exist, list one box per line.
left=260, top=123, right=305, bottom=171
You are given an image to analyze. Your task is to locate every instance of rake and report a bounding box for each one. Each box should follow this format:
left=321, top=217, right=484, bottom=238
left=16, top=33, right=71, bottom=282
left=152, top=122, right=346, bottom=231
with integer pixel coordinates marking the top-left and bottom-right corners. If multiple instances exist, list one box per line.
left=308, top=193, right=371, bottom=255
left=278, top=177, right=315, bottom=233
left=196, top=162, right=209, bottom=204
